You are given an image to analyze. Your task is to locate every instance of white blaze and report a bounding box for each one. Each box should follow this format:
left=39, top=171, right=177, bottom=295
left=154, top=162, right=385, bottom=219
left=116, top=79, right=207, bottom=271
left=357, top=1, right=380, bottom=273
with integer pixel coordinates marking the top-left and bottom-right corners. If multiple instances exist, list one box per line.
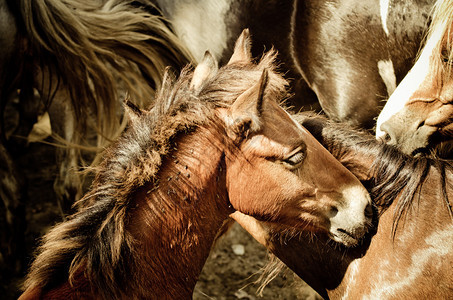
left=376, top=26, right=443, bottom=138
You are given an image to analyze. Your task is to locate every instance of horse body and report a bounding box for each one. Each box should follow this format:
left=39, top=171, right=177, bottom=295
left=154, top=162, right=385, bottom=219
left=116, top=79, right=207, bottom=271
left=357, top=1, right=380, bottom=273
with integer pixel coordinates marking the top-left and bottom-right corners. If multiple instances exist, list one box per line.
left=236, top=116, right=453, bottom=299
left=336, top=190, right=453, bottom=299
left=19, top=32, right=372, bottom=299
left=290, top=0, right=432, bottom=127
left=377, top=0, right=453, bottom=157
left=155, top=0, right=433, bottom=128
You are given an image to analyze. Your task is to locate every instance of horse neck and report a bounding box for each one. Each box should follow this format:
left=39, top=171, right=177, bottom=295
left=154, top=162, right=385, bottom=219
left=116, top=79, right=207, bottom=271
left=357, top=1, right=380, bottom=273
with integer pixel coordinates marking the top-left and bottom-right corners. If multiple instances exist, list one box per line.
left=327, top=164, right=453, bottom=298
left=267, top=230, right=361, bottom=299
left=124, top=123, right=233, bottom=298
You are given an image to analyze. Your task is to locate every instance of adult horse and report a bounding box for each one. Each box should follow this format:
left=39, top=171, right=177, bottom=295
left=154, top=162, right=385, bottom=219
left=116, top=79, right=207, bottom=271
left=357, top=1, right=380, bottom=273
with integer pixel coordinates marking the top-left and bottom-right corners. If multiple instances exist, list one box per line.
left=153, top=0, right=434, bottom=128
left=377, top=0, right=453, bottom=158
left=19, top=32, right=372, bottom=299
left=234, top=115, right=453, bottom=299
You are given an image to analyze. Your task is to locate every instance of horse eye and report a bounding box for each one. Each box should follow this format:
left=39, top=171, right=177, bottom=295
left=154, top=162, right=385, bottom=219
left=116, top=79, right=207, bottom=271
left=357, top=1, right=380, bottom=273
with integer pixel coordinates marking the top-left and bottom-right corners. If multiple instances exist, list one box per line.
left=283, top=150, right=305, bottom=167
left=441, top=50, right=452, bottom=65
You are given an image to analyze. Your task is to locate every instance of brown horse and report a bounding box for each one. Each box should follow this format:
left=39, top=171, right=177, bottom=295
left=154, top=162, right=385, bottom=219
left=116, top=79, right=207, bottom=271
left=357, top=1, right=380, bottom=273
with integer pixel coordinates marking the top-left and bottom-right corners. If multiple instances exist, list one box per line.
left=235, top=114, right=453, bottom=299
left=377, top=0, right=453, bottom=158
left=19, top=31, right=371, bottom=299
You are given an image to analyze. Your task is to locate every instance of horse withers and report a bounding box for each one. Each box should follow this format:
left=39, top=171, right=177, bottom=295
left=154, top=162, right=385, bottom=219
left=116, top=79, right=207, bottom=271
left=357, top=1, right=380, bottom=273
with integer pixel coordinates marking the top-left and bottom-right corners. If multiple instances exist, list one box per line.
left=377, top=0, right=453, bottom=158
left=19, top=31, right=371, bottom=299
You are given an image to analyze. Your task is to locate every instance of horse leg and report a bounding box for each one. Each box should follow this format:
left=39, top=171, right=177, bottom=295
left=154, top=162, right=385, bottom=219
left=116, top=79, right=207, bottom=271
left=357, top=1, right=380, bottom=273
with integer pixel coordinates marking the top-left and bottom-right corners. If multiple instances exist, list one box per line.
left=33, top=65, right=84, bottom=216
left=0, top=141, right=26, bottom=279
left=47, top=93, right=83, bottom=216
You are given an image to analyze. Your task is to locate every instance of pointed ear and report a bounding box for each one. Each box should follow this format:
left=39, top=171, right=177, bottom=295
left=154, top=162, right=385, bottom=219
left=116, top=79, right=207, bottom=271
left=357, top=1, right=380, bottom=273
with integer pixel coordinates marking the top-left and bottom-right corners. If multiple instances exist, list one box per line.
left=228, top=29, right=252, bottom=65
left=226, top=69, right=269, bottom=142
left=124, top=98, right=144, bottom=124
left=190, top=51, right=218, bottom=94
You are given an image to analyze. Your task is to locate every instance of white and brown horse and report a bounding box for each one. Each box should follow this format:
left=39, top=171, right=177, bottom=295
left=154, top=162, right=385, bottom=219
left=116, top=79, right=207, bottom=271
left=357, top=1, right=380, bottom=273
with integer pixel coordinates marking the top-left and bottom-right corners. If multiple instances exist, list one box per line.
left=152, top=0, right=434, bottom=128
left=235, top=115, right=453, bottom=299
left=18, top=32, right=372, bottom=299
left=377, top=0, right=453, bottom=158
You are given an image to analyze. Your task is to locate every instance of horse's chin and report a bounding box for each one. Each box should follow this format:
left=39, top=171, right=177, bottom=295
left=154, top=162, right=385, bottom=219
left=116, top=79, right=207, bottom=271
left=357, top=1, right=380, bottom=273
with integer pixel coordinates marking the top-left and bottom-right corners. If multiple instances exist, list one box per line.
left=329, top=229, right=362, bottom=247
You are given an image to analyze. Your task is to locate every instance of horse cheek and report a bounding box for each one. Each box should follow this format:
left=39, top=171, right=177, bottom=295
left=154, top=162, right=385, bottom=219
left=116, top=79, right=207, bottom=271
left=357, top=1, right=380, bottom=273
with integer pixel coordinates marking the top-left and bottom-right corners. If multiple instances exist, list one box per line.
left=425, top=104, right=453, bottom=127
left=226, top=161, right=285, bottom=218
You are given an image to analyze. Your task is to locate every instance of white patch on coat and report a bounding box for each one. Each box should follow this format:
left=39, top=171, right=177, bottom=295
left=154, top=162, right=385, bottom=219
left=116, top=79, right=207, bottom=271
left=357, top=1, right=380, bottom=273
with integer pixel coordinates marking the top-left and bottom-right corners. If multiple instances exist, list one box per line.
left=378, top=59, right=397, bottom=96
left=164, top=0, right=231, bottom=62
left=376, top=26, right=443, bottom=138
left=341, top=259, right=362, bottom=300
left=380, top=0, right=390, bottom=36
left=364, top=225, right=453, bottom=298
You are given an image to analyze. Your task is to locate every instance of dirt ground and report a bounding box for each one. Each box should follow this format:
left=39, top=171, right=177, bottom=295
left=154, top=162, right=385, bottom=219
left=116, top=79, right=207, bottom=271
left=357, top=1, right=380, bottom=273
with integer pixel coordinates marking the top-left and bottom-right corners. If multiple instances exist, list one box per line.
left=1, top=136, right=321, bottom=299
left=194, top=222, right=321, bottom=300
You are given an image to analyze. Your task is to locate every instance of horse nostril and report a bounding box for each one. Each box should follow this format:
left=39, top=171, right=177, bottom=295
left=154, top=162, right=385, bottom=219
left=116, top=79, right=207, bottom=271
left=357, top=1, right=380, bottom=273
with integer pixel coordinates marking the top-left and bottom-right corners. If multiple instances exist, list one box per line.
left=416, top=120, right=425, bottom=129
left=337, top=228, right=355, bottom=238
left=330, top=206, right=338, bottom=217
left=365, top=203, right=373, bottom=218
left=379, top=122, right=396, bottom=145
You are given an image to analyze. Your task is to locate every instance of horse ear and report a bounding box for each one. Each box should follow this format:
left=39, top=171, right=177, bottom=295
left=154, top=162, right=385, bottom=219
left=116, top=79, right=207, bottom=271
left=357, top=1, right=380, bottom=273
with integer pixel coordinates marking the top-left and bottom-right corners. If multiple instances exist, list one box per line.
left=124, top=98, right=144, bottom=124
left=190, top=51, right=218, bottom=94
left=228, top=29, right=252, bottom=65
left=226, top=69, right=269, bottom=141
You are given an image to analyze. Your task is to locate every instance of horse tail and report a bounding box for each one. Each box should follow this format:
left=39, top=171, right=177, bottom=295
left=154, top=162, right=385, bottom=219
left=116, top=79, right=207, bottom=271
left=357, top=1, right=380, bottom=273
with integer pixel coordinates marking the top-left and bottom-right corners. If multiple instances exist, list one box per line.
left=17, top=0, right=193, bottom=144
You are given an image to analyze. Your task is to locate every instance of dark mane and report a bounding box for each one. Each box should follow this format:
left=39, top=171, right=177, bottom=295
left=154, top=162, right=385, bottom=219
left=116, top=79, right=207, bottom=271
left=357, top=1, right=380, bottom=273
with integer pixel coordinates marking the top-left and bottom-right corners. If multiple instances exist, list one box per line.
left=299, top=116, right=453, bottom=235
left=24, top=50, right=288, bottom=297
left=370, top=141, right=453, bottom=232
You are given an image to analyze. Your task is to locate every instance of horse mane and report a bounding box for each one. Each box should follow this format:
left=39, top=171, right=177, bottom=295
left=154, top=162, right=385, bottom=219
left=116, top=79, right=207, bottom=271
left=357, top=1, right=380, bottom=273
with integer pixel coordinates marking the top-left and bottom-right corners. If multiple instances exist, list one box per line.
left=306, top=119, right=453, bottom=236
left=14, top=0, right=193, bottom=145
left=425, top=0, right=453, bottom=83
left=23, top=49, right=288, bottom=298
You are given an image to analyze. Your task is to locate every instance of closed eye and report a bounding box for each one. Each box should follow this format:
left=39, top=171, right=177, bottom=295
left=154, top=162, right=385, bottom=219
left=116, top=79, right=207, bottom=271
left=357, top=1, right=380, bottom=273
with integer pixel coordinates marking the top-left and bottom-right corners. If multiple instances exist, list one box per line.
left=282, top=147, right=306, bottom=169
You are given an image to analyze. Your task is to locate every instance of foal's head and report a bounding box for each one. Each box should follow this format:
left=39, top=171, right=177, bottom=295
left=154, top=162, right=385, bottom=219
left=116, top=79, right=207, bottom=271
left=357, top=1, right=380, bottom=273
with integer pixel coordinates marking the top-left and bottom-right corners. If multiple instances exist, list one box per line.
left=120, top=29, right=373, bottom=246
left=210, top=30, right=372, bottom=245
